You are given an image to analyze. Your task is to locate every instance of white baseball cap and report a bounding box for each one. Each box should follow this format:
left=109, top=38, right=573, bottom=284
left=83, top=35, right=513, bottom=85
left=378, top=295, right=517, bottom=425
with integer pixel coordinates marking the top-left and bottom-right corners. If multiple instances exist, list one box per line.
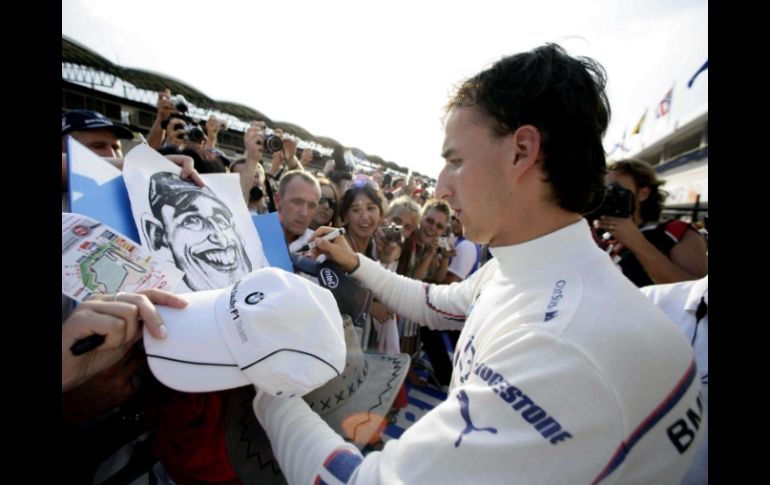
left=143, top=267, right=345, bottom=397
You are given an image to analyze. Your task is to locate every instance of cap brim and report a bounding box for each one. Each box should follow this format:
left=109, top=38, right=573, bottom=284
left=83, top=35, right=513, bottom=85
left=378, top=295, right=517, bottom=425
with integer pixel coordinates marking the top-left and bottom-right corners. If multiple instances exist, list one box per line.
left=144, top=288, right=251, bottom=393
left=62, top=122, right=134, bottom=140
left=225, top=352, right=409, bottom=484
left=106, top=124, right=135, bottom=140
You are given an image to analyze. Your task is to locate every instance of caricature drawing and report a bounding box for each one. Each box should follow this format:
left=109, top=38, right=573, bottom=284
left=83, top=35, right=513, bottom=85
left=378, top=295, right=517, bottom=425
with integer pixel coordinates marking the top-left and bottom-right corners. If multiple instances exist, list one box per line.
left=141, top=171, right=253, bottom=291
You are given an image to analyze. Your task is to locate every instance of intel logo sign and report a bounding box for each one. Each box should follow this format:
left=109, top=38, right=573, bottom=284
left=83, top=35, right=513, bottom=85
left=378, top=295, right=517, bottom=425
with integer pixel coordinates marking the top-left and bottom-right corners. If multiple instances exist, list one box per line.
left=320, top=268, right=339, bottom=289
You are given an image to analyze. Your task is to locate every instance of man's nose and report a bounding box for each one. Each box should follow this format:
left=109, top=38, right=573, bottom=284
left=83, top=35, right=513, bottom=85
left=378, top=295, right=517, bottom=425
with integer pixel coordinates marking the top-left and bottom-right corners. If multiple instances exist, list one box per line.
left=435, top=166, right=452, bottom=201
left=207, top=232, right=226, bottom=245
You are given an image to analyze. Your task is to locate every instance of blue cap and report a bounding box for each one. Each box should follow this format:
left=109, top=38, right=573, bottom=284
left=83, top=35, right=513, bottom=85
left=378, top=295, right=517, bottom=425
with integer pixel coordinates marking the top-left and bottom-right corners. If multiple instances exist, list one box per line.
left=62, top=109, right=134, bottom=139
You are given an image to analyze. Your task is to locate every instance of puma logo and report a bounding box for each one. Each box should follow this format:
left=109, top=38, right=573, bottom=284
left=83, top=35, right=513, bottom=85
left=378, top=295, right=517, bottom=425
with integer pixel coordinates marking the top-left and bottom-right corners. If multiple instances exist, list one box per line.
left=454, top=390, right=498, bottom=448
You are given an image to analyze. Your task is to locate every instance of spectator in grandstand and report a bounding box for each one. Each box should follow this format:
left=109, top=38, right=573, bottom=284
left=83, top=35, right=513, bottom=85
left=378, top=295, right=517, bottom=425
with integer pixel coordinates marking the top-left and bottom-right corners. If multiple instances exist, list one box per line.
left=229, top=121, right=269, bottom=212
left=595, top=158, right=708, bottom=286
left=61, top=109, right=203, bottom=195
left=231, top=157, right=268, bottom=214
left=382, top=172, right=393, bottom=188
left=386, top=195, right=422, bottom=241
left=262, top=128, right=303, bottom=178
left=62, top=108, right=133, bottom=159
left=339, top=178, right=397, bottom=355
left=311, top=177, right=341, bottom=229
left=407, top=199, right=454, bottom=386
left=147, top=88, right=176, bottom=149
left=204, top=114, right=227, bottom=150
left=299, top=147, right=315, bottom=167
left=275, top=170, right=321, bottom=252
left=325, top=146, right=355, bottom=195
left=273, top=43, right=703, bottom=484
left=407, top=199, right=452, bottom=283
left=445, top=214, right=482, bottom=284
left=371, top=167, right=386, bottom=187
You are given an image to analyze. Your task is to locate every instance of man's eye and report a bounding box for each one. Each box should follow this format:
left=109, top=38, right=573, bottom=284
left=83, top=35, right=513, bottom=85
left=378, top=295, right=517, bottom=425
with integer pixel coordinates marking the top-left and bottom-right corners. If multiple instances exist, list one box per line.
left=212, top=215, right=232, bottom=230
left=181, top=215, right=204, bottom=230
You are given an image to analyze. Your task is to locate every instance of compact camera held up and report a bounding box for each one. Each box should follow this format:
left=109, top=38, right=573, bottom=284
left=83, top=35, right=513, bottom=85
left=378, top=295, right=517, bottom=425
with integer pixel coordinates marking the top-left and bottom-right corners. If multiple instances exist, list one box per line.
left=381, top=224, right=403, bottom=244
left=262, top=127, right=284, bottom=154
left=436, top=236, right=451, bottom=251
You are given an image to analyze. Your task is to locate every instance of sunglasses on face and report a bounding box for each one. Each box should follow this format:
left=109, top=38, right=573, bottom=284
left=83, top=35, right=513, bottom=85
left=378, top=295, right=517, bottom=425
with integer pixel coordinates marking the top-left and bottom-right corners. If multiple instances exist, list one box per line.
left=319, top=197, right=337, bottom=209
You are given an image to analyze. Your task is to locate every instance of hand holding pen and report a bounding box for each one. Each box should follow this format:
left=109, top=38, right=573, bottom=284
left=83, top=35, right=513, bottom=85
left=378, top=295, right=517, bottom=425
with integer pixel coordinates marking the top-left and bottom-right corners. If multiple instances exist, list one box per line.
left=296, top=227, right=346, bottom=253
left=62, top=289, right=188, bottom=392
left=305, top=226, right=360, bottom=273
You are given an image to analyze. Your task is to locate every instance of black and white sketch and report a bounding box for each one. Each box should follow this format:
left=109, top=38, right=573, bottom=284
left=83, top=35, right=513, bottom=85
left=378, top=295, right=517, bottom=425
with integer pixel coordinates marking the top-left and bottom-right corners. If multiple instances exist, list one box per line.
left=123, top=144, right=267, bottom=291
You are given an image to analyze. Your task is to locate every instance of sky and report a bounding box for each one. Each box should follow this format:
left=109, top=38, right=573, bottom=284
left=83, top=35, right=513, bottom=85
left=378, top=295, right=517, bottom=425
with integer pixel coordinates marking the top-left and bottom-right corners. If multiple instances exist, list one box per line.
left=62, top=0, right=708, bottom=179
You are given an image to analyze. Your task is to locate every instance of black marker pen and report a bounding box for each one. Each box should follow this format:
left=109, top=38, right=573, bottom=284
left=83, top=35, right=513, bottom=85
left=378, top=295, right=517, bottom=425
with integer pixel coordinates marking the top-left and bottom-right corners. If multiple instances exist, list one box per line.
left=296, top=227, right=346, bottom=253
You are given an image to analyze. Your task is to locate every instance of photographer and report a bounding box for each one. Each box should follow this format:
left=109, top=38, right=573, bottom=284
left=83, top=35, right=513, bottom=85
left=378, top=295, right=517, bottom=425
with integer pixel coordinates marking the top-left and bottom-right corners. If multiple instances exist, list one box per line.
left=204, top=114, right=227, bottom=150
left=157, top=112, right=234, bottom=175
left=147, top=89, right=181, bottom=149
left=231, top=121, right=269, bottom=212
left=595, top=159, right=707, bottom=287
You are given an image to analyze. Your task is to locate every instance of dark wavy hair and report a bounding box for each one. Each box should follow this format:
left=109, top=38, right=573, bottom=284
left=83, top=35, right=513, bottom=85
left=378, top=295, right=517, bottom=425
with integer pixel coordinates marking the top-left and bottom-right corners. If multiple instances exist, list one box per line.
left=445, top=43, right=610, bottom=214
left=339, top=182, right=385, bottom=222
left=608, top=159, right=668, bottom=223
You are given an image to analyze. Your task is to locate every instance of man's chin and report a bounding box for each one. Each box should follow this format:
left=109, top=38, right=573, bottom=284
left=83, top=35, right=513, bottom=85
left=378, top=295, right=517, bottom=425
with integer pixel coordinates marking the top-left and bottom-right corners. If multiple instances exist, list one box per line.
left=186, top=266, right=245, bottom=291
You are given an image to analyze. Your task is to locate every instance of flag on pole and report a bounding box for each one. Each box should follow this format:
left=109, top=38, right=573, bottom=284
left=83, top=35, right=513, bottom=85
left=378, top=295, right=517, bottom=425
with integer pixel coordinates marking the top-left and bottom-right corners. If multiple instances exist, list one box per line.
left=687, top=60, right=708, bottom=88
left=631, top=110, right=646, bottom=135
left=655, top=87, right=673, bottom=118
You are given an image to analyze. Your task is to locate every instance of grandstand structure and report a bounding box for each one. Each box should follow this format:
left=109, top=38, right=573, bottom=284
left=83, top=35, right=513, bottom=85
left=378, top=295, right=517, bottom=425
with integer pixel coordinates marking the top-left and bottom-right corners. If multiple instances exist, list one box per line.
left=62, top=35, right=417, bottom=179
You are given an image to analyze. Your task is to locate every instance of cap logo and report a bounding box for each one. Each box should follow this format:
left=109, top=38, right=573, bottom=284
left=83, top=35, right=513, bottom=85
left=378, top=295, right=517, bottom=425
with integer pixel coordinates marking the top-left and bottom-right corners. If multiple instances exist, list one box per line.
left=319, top=268, right=339, bottom=289
left=245, top=291, right=265, bottom=305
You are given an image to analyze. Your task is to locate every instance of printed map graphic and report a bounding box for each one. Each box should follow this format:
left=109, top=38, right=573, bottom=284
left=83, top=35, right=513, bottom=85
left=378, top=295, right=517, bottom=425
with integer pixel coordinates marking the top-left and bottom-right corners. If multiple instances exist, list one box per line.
left=79, top=243, right=148, bottom=294
left=62, top=213, right=183, bottom=302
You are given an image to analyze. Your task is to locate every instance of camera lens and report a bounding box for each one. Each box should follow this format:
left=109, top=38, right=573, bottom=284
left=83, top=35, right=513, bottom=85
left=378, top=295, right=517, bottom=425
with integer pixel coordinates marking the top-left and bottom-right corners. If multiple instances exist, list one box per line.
left=264, top=135, right=283, bottom=154
left=187, top=126, right=205, bottom=143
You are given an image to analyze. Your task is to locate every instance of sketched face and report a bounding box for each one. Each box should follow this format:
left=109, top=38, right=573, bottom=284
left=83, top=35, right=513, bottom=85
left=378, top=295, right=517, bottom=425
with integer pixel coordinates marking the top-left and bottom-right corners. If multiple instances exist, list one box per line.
left=160, top=194, right=252, bottom=290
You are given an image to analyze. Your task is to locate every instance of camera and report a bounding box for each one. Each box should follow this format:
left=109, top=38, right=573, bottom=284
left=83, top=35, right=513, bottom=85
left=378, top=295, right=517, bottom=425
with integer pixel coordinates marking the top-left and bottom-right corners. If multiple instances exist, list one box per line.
left=173, top=122, right=206, bottom=143
left=595, top=182, right=635, bottom=218
left=437, top=236, right=451, bottom=251
left=249, top=186, right=264, bottom=201
left=169, top=95, right=189, bottom=113
left=262, top=127, right=283, bottom=154
left=381, top=224, right=403, bottom=244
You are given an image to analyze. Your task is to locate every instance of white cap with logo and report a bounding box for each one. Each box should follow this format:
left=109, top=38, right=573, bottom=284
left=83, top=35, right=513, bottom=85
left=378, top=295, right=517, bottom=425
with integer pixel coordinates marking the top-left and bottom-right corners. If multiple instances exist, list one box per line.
left=144, top=267, right=345, bottom=397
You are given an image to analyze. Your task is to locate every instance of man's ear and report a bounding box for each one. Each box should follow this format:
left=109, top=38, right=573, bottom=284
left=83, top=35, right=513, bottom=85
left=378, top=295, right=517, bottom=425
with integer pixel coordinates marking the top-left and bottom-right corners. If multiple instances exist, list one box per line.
left=141, top=213, right=168, bottom=251
left=637, top=186, right=651, bottom=203
left=273, top=192, right=282, bottom=211
left=511, top=125, right=541, bottom=171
